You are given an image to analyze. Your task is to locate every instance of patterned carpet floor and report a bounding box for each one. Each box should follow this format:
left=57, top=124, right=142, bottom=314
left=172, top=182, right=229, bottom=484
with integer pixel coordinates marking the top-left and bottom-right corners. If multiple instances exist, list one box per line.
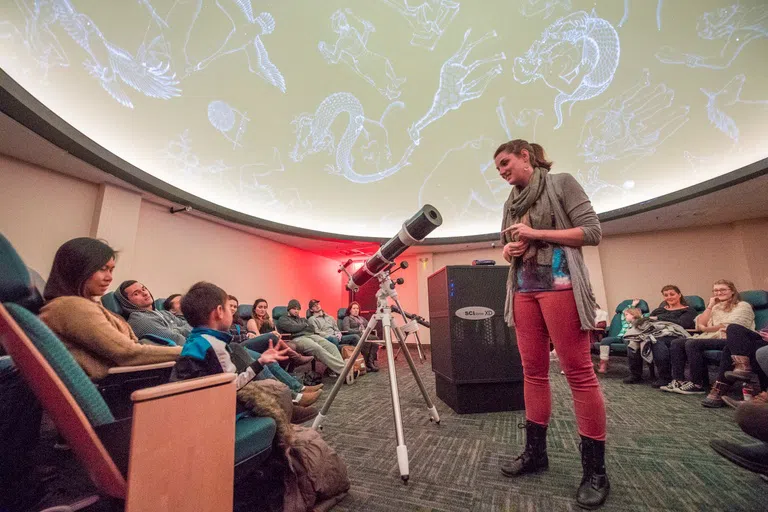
left=317, top=348, right=766, bottom=512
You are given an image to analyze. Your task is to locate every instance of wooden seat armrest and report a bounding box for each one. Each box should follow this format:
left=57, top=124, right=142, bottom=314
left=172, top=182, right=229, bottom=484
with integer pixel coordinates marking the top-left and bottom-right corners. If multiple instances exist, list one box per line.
left=131, top=374, right=235, bottom=403
left=106, top=361, right=176, bottom=375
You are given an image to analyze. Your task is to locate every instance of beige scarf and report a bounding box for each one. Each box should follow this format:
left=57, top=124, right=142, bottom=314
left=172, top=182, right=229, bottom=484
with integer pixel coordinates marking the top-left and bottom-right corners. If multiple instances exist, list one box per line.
left=501, top=167, right=555, bottom=266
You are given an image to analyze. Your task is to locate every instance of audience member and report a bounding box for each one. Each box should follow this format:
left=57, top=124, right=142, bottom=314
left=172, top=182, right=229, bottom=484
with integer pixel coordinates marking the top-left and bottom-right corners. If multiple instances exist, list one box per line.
left=308, top=299, right=343, bottom=348
left=170, top=282, right=319, bottom=423
left=163, top=293, right=183, bottom=316
left=622, top=309, right=689, bottom=387
left=597, top=298, right=641, bottom=374
left=705, top=324, right=768, bottom=408
left=342, top=301, right=380, bottom=371
left=239, top=298, right=313, bottom=368
left=664, top=280, right=755, bottom=395
left=39, top=238, right=180, bottom=380
left=277, top=300, right=346, bottom=376
left=649, top=285, right=697, bottom=329
left=114, top=280, right=192, bottom=345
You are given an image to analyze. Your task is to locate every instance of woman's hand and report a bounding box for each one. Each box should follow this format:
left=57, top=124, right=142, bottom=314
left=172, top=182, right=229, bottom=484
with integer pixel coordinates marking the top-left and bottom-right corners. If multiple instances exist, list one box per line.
left=258, top=340, right=290, bottom=365
left=503, top=240, right=529, bottom=262
left=502, top=223, right=540, bottom=242
left=707, top=297, right=720, bottom=309
left=246, top=332, right=256, bottom=339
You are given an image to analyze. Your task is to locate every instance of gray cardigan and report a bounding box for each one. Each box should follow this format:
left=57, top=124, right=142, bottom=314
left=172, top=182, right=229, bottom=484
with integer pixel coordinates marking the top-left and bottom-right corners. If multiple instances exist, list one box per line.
left=502, top=172, right=602, bottom=330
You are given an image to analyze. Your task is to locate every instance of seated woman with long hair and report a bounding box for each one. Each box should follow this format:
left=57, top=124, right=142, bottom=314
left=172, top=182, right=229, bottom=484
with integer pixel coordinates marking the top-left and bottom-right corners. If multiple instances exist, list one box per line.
left=39, top=238, right=181, bottom=380
left=341, top=301, right=379, bottom=371
left=246, top=298, right=313, bottom=368
left=649, top=285, right=697, bottom=329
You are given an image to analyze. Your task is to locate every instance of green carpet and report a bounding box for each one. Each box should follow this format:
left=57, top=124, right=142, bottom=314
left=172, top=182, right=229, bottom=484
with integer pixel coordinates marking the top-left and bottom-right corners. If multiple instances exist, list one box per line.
left=317, top=348, right=765, bottom=512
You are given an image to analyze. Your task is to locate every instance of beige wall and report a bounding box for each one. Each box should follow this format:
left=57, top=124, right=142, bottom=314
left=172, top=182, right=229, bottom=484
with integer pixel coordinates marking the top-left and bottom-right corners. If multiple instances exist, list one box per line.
left=0, top=155, right=99, bottom=277
left=0, top=157, right=343, bottom=312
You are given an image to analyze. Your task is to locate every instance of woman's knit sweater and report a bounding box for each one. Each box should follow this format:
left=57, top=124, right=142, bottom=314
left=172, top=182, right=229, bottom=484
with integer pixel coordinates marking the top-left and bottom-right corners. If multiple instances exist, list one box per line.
left=39, top=296, right=181, bottom=380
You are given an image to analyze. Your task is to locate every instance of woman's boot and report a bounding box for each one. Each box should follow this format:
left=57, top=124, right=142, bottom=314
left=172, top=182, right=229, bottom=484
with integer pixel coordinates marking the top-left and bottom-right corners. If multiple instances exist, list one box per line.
left=702, top=380, right=729, bottom=408
left=501, top=421, right=548, bottom=477
left=577, top=436, right=610, bottom=510
left=725, top=355, right=756, bottom=382
left=366, top=343, right=379, bottom=372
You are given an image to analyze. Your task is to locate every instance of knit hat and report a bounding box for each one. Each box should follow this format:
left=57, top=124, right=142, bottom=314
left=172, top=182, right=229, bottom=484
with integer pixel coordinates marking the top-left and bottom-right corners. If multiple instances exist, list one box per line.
left=287, top=299, right=301, bottom=311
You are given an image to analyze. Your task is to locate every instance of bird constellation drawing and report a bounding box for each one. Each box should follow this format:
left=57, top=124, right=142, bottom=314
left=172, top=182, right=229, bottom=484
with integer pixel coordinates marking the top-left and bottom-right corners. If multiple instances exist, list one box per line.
left=701, top=74, right=768, bottom=142
left=655, top=2, right=767, bottom=69
left=408, top=28, right=505, bottom=145
left=8, top=0, right=180, bottom=107
left=496, top=97, right=544, bottom=142
left=514, top=10, right=620, bottom=129
left=520, top=0, right=572, bottom=20
left=579, top=69, right=689, bottom=163
left=378, top=0, right=460, bottom=51
left=290, top=92, right=415, bottom=183
left=185, top=4, right=286, bottom=93
left=319, top=9, right=406, bottom=100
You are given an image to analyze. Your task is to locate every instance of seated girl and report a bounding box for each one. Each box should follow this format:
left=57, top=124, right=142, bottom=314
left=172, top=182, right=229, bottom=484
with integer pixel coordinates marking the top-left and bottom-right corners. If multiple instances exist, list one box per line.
left=342, top=301, right=379, bottom=372
left=39, top=238, right=181, bottom=380
left=622, top=308, right=690, bottom=387
left=597, top=299, right=641, bottom=374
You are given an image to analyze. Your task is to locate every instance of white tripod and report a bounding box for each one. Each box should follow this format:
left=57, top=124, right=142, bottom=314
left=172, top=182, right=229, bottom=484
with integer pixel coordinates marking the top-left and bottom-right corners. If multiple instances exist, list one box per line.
left=311, top=268, right=440, bottom=483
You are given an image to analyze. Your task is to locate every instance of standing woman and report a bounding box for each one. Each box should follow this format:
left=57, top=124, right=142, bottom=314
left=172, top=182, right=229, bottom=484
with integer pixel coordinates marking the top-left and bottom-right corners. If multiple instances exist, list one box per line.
left=495, top=140, right=608, bottom=509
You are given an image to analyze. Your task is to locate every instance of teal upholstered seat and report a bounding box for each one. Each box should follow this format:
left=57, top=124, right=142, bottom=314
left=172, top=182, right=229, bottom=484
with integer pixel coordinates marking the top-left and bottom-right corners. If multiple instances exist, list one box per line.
left=237, top=304, right=252, bottom=322
left=234, top=416, right=276, bottom=464
left=272, top=306, right=289, bottom=332
left=337, top=308, right=347, bottom=330
left=101, top=292, right=125, bottom=318
left=154, top=298, right=166, bottom=311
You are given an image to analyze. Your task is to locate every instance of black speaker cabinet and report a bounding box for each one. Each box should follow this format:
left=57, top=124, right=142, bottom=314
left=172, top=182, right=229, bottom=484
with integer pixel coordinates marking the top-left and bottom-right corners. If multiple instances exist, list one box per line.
left=428, top=265, right=525, bottom=414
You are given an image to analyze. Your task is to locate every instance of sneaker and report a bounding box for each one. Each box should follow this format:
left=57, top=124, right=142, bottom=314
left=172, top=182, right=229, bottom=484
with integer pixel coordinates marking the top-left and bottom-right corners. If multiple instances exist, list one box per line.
left=660, top=380, right=681, bottom=393
left=651, top=379, right=668, bottom=389
left=676, top=381, right=706, bottom=395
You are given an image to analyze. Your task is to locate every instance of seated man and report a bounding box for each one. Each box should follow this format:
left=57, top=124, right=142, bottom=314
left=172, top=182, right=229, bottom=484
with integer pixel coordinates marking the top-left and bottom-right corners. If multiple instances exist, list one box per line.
left=163, top=294, right=184, bottom=316
left=115, top=280, right=191, bottom=345
left=308, top=299, right=357, bottom=347
left=277, top=299, right=345, bottom=376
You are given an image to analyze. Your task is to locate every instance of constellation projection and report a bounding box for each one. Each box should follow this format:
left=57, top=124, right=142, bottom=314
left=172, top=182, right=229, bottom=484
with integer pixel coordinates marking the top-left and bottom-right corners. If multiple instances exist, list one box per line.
left=137, top=0, right=168, bottom=28
left=408, top=29, right=505, bottom=145
left=319, top=9, right=406, bottom=100
left=520, top=0, right=572, bottom=20
left=701, top=74, right=768, bottom=143
left=207, top=100, right=250, bottom=148
left=378, top=0, right=460, bottom=51
left=656, top=2, right=767, bottom=69
left=7, top=0, right=180, bottom=107
left=185, top=5, right=286, bottom=93
left=2, top=0, right=70, bottom=78
left=514, top=10, right=620, bottom=129
left=290, top=92, right=415, bottom=184
left=496, top=97, right=544, bottom=141
left=579, top=69, right=689, bottom=163
left=618, top=0, right=663, bottom=30
left=575, top=167, right=627, bottom=202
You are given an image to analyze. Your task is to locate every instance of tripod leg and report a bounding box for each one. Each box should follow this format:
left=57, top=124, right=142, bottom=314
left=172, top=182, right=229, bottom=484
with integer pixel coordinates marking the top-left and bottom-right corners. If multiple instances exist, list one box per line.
left=392, top=326, right=440, bottom=425
left=312, top=317, right=377, bottom=431
left=382, top=315, right=410, bottom=482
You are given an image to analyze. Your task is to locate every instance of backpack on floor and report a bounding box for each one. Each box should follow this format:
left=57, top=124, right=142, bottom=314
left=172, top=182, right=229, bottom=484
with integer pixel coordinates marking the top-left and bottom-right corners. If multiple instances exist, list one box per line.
left=340, top=345, right=366, bottom=383
left=302, top=371, right=323, bottom=387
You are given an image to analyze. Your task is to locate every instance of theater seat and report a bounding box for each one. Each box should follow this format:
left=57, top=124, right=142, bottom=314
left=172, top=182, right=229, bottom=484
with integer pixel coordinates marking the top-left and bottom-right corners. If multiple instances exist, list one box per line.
left=237, top=304, right=252, bottom=323
left=154, top=298, right=166, bottom=311
left=337, top=308, right=347, bottom=330
left=101, top=291, right=126, bottom=318
left=234, top=415, right=276, bottom=466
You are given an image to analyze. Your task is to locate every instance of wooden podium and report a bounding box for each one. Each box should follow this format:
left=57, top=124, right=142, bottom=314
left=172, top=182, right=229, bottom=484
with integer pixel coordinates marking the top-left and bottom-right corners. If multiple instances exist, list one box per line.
left=428, top=265, right=525, bottom=414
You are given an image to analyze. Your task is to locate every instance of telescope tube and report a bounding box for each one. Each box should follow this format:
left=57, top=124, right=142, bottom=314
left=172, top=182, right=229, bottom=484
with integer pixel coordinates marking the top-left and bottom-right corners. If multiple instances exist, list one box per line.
left=348, top=205, right=442, bottom=291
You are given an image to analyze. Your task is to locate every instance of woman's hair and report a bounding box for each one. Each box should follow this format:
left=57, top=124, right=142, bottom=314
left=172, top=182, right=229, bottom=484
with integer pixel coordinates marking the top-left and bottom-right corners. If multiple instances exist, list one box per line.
left=660, top=285, right=688, bottom=306
left=713, top=279, right=740, bottom=312
left=624, top=308, right=643, bottom=321
left=493, top=139, right=553, bottom=170
left=251, top=298, right=270, bottom=330
left=228, top=295, right=238, bottom=304
left=163, top=294, right=182, bottom=311
left=345, top=301, right=361, bottom=316
left=44, top=237, right=116, bottom=301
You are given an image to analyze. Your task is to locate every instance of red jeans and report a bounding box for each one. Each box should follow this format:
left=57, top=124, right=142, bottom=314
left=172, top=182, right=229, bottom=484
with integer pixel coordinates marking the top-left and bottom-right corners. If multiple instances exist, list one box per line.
left=513, top=290, right=606, bottom=440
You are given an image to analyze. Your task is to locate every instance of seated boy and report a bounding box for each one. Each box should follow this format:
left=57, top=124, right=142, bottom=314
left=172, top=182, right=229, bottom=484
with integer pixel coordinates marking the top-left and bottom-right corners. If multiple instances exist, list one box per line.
left=171, top=282, right=319, bottom=423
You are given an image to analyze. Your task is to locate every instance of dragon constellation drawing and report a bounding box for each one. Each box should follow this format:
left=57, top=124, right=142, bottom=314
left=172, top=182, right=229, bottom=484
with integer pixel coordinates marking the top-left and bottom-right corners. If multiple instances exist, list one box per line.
left=618, top=0, right=664, bottom=30
left=408, top=29, right=505, bottom=145
left=496, top=97, right=544, bottom=141
left=579, top=69, right=689, bottom=163
left=655, top=2, right=767, bottom=69
left=701, top=74, right=768, bottom=143
left=514, top=10, right=620, bottom=130
left=319, top=9, right=405, bottom=100
left=185, top=4, right=286, bottom=93
left=207, top=100, right=250, bottom=148
left=7, top=0, right=180, bottom=107
left=378, top=0, right=459, bottom=51
left=290, top=92, right=415, bottom=184
left=520, top=0, right=572, bottom=20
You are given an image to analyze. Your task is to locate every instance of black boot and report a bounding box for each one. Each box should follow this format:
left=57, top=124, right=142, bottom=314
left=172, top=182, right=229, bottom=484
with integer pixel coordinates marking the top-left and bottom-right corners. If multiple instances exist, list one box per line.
left=623, top=348, right=643, bottom=384
left=366, top=343, right=379, bottom=372
left=577, top=436, right=610, bottom=510
left=501, top=421, right=548, bottom=477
